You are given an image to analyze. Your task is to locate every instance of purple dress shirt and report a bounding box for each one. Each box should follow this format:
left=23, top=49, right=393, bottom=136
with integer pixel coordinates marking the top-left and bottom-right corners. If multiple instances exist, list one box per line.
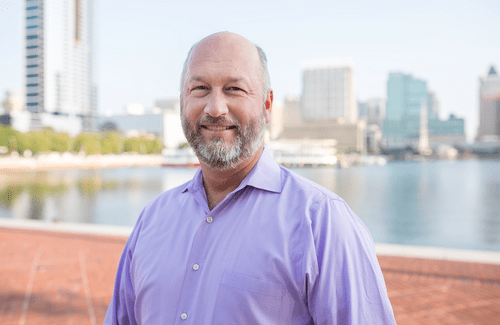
left=104, top=149, right=396, bottom=324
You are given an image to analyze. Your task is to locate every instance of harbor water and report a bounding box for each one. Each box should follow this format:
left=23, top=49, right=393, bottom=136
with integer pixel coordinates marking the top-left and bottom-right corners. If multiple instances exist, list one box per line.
left=1, top=159, right=499, bottom=252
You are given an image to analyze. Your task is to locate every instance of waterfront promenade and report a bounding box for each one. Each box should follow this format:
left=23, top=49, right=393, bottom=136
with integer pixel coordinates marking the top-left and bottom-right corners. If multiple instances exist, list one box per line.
left=0, top=154, right=163, bottom=171
left=1, top=221, right=499, bottom=324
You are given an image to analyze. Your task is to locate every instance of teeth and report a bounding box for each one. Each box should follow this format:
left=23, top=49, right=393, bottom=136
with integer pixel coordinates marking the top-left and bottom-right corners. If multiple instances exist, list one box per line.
left=206, top=126, right=231, bottom=131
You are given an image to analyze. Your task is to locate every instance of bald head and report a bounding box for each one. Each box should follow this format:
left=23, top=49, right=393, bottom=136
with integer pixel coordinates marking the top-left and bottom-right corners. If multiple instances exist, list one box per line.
left=180, top=32, right=271, bottom=100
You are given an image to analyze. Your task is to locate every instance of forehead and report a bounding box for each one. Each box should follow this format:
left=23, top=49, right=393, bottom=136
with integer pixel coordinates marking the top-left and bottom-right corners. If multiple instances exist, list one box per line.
left=187, top=35, right=261, bottom=82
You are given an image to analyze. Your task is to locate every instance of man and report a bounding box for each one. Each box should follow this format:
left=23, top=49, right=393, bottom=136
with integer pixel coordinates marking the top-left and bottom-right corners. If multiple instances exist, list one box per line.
left=105, top=32, right=396, bottom=324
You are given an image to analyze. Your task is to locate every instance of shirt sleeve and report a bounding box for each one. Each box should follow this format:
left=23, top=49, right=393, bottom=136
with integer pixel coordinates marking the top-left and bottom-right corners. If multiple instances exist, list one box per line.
left=305, top=198, right=396, bottom=324
left=103, top=213, right=144, bottom=325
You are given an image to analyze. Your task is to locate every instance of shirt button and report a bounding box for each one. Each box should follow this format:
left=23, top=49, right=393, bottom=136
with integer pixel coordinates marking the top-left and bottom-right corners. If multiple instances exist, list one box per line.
left=206, top=216, right=213, bottom=223
left=181, top=313, right=187, bottom=320
left=193, top=264, right=199, bottom=271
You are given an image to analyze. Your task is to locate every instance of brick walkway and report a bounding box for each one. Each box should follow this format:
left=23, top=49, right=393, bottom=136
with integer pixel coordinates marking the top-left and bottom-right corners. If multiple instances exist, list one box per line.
left=1, top=227, right=499, bottom=324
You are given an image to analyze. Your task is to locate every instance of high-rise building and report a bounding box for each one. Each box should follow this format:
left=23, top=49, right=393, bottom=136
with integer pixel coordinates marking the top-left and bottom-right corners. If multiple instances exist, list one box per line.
left=477, top=66, right=500, bottom=141
left=24, top=0, right=96, bottom=134
left=383, top=73, right=465, bottom=148
left=282, top=96, right=301, bottom=128
left=301, top=59, right=357, bottom=123
left=358, top=98, right=385, bottom=127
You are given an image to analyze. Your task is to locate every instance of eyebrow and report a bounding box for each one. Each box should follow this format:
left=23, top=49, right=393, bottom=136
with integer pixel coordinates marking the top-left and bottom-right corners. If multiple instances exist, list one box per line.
left=188, top=76, right=245, bottom=84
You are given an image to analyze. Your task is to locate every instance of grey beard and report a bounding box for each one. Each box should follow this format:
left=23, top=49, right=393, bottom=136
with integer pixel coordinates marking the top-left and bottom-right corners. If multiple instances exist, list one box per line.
left=182, top=114, right=266, bottom=170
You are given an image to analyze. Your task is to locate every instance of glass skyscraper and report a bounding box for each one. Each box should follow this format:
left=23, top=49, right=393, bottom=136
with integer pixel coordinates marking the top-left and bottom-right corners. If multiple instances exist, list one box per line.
left=383, top=73, right=465, bottom=147
left=24, top=0, right=96, bottom=132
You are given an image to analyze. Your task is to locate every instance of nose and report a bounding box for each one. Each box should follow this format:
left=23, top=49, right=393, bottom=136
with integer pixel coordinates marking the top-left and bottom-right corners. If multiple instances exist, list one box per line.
left=204, top=89, right=228, bottom=117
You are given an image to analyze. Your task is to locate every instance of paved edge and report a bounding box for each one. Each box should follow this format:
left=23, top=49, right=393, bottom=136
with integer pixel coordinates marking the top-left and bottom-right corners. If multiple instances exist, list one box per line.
left=2, top=218, right=500, bottom=265
left=375, top=243, right=500, bottom=265
left=0, top=218, right=133, bottom=237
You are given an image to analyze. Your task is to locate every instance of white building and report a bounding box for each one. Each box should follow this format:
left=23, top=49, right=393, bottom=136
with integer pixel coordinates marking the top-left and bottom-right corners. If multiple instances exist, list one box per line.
left=301, top=59, right=357, bottom=123
left=24, top=0, right=96, bottom=133
left=267, top=101, right=283, bottom=140
left=282, top=96, right=301, bottom=128
left=2, top=90, right=25, bottom=114
left=478, top=66, right=500, bottom=141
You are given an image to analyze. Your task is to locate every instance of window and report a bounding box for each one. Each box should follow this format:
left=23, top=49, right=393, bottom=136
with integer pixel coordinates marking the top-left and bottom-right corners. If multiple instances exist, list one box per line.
left=26, top=6, right=38, bottom=10
left=27, top=55, right=38, bottom=59
left=27, top=64, right=38, bottom=68
left=27, top=15, right=38, bottom=19
left=27, top=102, right=39, bottom=106
left=27, top=83, right=38, bottom=87
left=27, top=35, right=38, bottom=40
left=27, top=45, right=38, bottom=49
left=27, top=25, right=38, bottom=29
left=27, top=74, right=38, bottom=78
left=27, top=93, right=38, bottom=97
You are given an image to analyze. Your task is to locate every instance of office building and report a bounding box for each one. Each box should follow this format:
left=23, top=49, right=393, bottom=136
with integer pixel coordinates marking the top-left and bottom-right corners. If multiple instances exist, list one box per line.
left=267, top=102, right=283, bottom=141
left=358, top=98, right=385, bottom=127
left=477, top=66, right=500, bottom=141
left=383, top=73, right=465, bottom=148
left=281, top=119, right=366, bottom=152
left=301, top=59, right=357, bottom=123
left=282, top=96, right=301, bottom=128
left=24, top=0, right=97, bottom=134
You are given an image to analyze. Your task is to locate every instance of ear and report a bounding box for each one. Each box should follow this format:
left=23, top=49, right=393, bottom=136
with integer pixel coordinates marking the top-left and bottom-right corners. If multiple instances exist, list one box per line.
left=264, top=90, right=273, bottom=124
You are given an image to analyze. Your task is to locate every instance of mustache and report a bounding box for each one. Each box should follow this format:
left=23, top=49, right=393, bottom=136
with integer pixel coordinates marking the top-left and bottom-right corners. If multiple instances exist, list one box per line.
left=196, top=115, right=240, bottom=127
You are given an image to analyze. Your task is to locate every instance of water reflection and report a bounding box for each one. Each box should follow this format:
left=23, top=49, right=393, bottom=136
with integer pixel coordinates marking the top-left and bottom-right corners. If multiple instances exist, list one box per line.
left=480, top=162, right=500, bottom=246
left=0, top=161, right=499, bottom=251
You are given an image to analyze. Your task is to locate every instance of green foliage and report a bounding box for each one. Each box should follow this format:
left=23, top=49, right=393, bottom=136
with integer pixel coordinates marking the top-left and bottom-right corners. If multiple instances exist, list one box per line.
left=0, top=126, right=16, bottom=147
left=0, top=126, right=27, bottom=153
left=145, top=137, right=162, bottom=154
left=49, top=132, right=70, bottom=153
left=123, top=136, right=162, bottom=154
left=0, top=185, right=24, bottom=208
left=100, top=131, right=123, bottom=154
left=0, top=125, right=163, bottom=155
left=71, top=133, right=100, bottom=155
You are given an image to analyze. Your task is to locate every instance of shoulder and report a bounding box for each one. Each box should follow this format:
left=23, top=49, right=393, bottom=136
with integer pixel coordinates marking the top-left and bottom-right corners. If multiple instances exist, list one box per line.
left=278, top=165, right=343, bottom=205
left=277, top=166, right=371, bottom=242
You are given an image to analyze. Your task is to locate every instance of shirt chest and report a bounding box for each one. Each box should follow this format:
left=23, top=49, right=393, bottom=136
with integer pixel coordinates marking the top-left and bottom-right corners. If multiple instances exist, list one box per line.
left=130, top=192, right=305, bottom=323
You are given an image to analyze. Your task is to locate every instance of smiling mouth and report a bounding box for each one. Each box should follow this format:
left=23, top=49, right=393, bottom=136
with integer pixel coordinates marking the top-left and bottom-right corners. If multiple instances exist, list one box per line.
left=201, top=125, right=237, bottom=131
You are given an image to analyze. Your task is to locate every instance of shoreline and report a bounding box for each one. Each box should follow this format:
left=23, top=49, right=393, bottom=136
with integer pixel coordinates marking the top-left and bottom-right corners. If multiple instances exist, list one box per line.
left=1, top=217, right=499, bottom=265
left=0, top=153, right=163, bottom=171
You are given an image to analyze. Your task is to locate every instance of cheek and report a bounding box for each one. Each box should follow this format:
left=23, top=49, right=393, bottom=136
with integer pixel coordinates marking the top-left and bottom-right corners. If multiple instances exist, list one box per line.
left=182, top=102, right=202, bottom=122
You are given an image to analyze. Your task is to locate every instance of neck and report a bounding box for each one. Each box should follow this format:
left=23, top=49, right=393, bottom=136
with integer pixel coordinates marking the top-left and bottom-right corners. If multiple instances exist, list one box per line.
left=201, top=146, right=263, bottom=210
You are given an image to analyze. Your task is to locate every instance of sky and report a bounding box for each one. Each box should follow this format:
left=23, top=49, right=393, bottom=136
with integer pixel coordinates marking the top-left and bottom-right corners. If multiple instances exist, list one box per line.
left=1, top=0, right=499, bottom=141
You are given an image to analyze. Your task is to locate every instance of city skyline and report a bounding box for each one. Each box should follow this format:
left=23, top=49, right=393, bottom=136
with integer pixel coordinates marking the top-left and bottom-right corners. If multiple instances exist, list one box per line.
left=1, top=0, right=499, bottom=142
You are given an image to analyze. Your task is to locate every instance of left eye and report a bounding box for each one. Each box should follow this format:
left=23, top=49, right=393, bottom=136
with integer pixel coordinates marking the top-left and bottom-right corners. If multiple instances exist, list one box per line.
left=227, top=87, right=243, bottom=91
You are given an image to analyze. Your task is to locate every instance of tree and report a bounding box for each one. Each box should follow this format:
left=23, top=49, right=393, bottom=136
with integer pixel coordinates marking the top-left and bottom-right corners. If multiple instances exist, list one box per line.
left=100, top=131, right=123, bottom=154
left=71, top=133, right=100, bottom=155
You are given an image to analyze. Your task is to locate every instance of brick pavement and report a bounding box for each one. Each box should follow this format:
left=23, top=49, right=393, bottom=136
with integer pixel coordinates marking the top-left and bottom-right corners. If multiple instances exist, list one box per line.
left=1, top=227, right=499, bottom=324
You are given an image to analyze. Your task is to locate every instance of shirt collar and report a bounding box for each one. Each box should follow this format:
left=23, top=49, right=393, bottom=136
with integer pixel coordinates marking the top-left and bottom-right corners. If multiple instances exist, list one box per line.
left=182, top=147, right=282, bottom=194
